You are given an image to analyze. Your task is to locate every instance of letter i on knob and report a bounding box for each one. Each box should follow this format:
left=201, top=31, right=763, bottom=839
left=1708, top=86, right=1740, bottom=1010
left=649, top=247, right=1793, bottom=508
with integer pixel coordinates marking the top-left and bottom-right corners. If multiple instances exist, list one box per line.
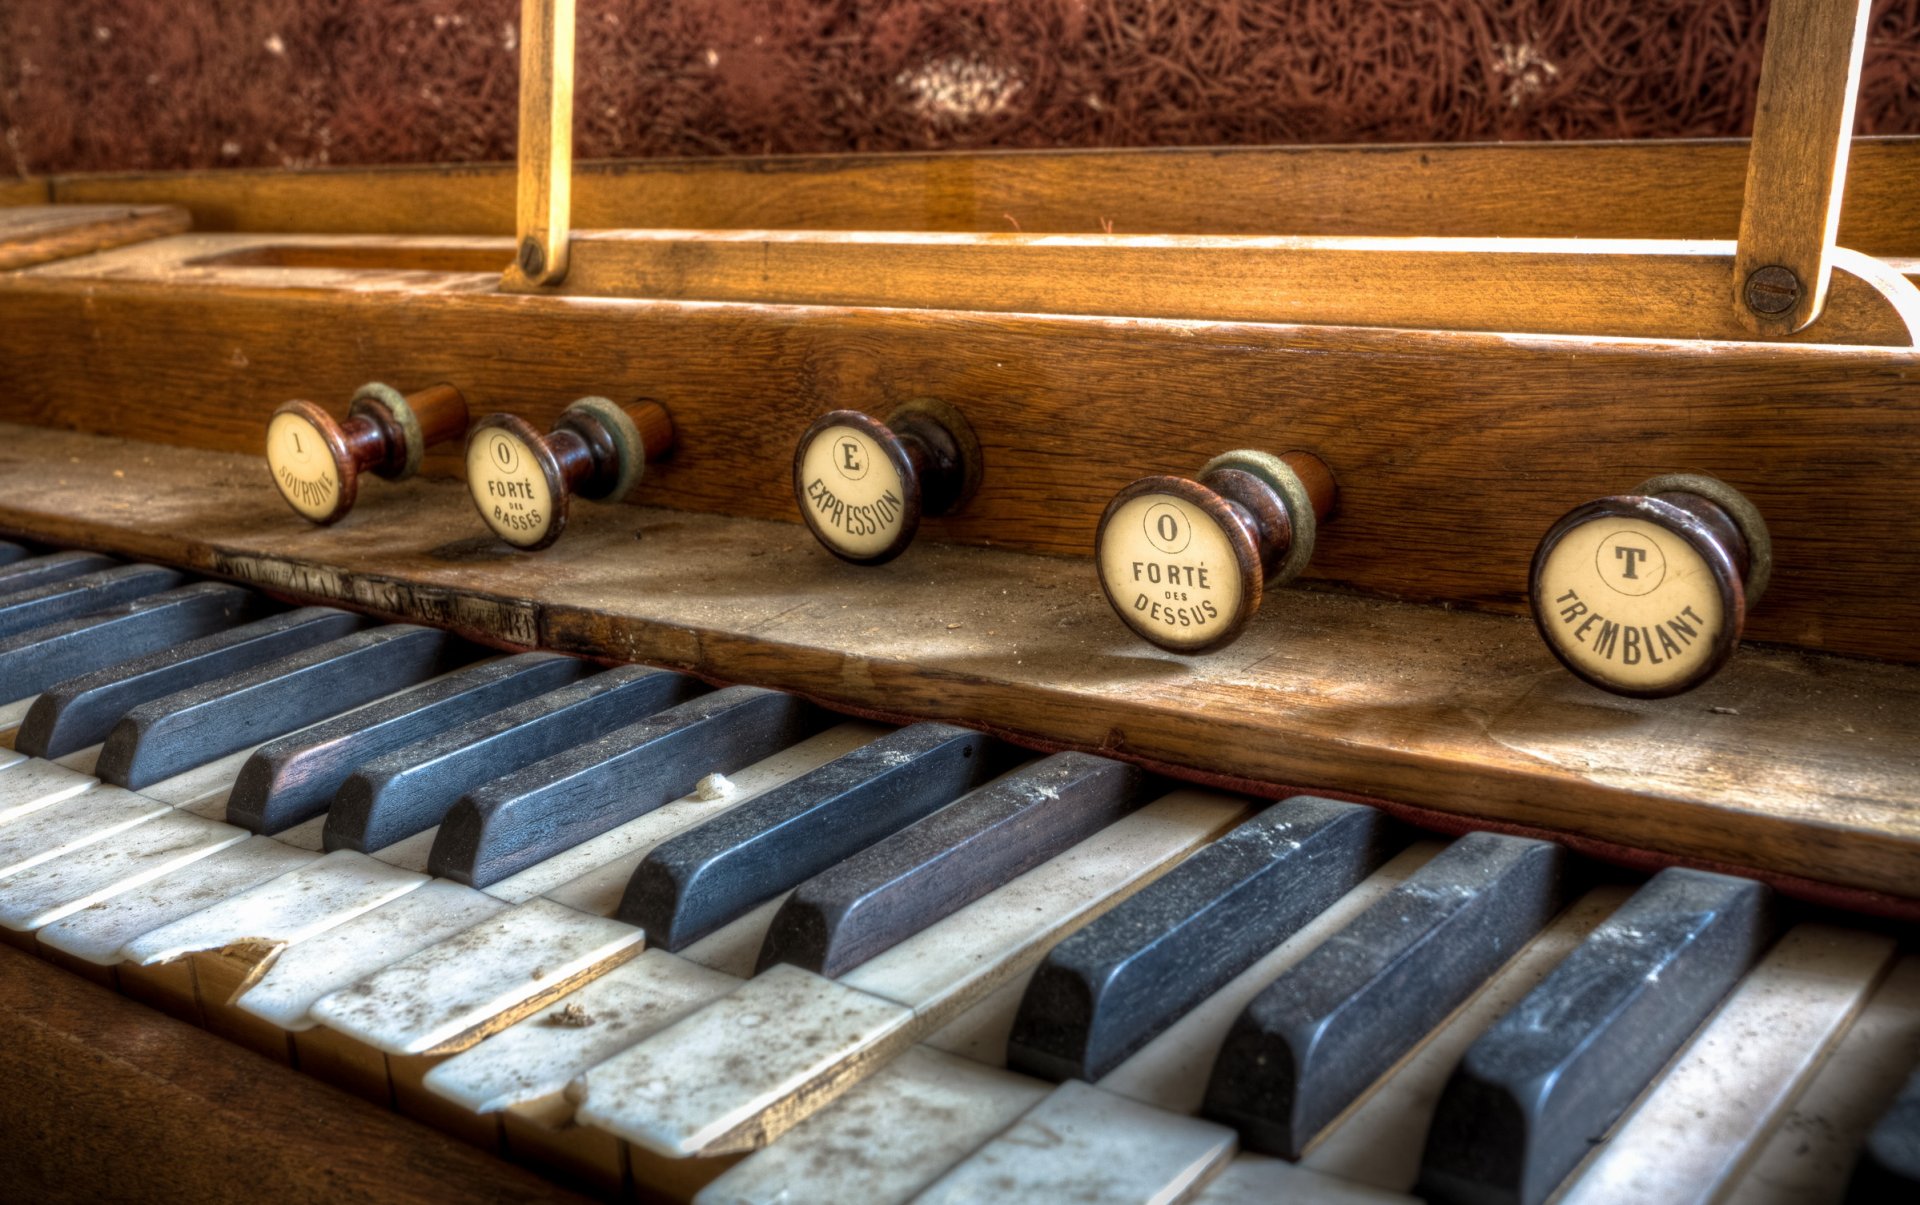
left=266, top=383, right=468, bottom=524
left=1531, top=474, right=1771, bottom=697
left=465, top=398, right=675, bottom=551
left=792, top=399, right=983, bottom=565
left=1096, top=449, right=1337, bottom=653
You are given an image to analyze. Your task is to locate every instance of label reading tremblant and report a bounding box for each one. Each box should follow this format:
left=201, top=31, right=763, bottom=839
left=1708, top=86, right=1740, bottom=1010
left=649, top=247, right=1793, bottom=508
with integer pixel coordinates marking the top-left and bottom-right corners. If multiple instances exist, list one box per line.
left=1539, top=517, right=1724, bottom=690
left=1099, top=492, right=1244, bottom=651
left=266, top=410, right=341, bottom=521
left=800, top=424, right=909, bottom=559
left=468, top=428, right=554, bottom=547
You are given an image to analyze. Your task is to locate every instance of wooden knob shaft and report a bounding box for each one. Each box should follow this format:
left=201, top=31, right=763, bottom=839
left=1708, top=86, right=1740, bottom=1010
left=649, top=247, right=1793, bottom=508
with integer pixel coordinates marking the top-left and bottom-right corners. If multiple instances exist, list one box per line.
left=1530, top=473, right=1771, bottom=697
left=792, top=398, right=983, bottom=565
left=465, top=397, right=674, bottom=551
left=266, top=382, right=468, bottom=525
left=1096, top=449, right=1336, bottom=653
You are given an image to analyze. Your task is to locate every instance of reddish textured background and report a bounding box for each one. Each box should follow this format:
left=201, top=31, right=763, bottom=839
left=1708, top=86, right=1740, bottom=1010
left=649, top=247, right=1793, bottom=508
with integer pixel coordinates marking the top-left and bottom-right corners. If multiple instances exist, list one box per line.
left=3, top=1, right=1917, bottom=177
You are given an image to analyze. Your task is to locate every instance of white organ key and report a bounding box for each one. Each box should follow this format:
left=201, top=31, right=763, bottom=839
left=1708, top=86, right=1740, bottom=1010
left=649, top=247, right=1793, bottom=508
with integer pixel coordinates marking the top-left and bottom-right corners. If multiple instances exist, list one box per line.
left=1555, top=924, right=1898, bottom=1205
left=0, top=744, right=24, bottom=773
left=1190, top=1155, right=1416, bottom=1204
left=269, top=814, right=329, bottom=852
left=0, top=786, right=169, bottom=879
left=0, top=809, right=247, bottom=933
left=698, top=1047, right=1051, bottom=1205
left=233, top=880, right=509, bottom=1031
left=915, top=1078, right=1237, bottom=1205
left=308, top=896, right=643, bottom=1056
left=52, top=743, right=101, bottom=773
left=575, top=789, right=1248, bottom=1158
left=1302, top=886, right=1631, bottom=1190
left=0, top=759, right=97, bottom=825
left=141, top=745, right=262, bottom=816
left=365, top=825, right=439, bottom=871
left=1735, top=955, right=1920, bottom=1205
left=0, top=694, right=35, bottom=738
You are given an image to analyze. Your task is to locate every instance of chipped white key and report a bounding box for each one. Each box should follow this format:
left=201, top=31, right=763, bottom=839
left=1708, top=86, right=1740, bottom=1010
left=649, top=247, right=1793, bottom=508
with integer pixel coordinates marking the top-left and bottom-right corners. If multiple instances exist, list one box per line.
left=1191, top=1155, right=1415, bottom=1204
left=698, top=1046, right=1051, bottom=1205
left=0, top=758, right=98, bottom=825
left=0, top=809, right=248, bottom=932
left=121, top=848, right=425, bottom=967
left=1556, top=924, right=1898, bottom=1205
left=0, top=786, right=168, bottom=879
left=35, top=835, right=316, bottom=967
left=310, top=896, right=643, bottom=1056
left=235, top=880, right=510, bottom=1031
left=917, top=1078, right=1236, bottom=1205
left=1303, top=886, right=1631, bottom=1191
left=576, top=789, right=1248, bottom=1157
left=1734, top=955, right=1920, bottom=1205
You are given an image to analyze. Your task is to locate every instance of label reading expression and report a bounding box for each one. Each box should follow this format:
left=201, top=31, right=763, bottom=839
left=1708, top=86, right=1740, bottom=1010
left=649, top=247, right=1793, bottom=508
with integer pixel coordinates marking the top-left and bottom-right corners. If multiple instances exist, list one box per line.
left=1537, top=517, right=1725, bottom=691
left=799, top=424, right=909, bottom=559
left=266, top=410, right=342, bottom=521
left=467, top=427, right=554, bottom=547
left=1098, top=492, right=1244, bottom=651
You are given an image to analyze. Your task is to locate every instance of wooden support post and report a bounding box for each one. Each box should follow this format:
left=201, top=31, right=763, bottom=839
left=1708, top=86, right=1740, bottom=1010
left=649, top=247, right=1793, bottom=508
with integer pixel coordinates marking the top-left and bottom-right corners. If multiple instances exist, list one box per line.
left=510, top=0, right=575, bottom=288
left=1733, top=0, right=1875, bottom=336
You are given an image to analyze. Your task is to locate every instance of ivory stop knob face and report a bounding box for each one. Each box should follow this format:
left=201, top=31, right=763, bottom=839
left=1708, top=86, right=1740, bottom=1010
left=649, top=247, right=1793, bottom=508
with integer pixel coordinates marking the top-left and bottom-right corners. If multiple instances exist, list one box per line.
left=266, top=404, right=351, bottom=523
left=1531, top=475, right=1768, bottom=697
left=266, top=383, right=468, bottom=525
left=466, top=397, right=675, bottom=552
left=1096, top=449, right=1335, bottom=654
left=792, top=400, right=981, bottom=566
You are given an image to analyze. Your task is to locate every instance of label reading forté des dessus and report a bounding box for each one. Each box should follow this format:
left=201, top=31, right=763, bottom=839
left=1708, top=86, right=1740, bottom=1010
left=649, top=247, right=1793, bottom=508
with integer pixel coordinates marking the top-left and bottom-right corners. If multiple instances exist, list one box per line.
left=1098, top=493, right=1244, bottom=651
left=266, top=411, right=341, bottom=521
left=467, top=428, right=554, bottom=547
left=1537, top=517, right=1724, bottom=690
left=799, top=425, right=909, bottom=559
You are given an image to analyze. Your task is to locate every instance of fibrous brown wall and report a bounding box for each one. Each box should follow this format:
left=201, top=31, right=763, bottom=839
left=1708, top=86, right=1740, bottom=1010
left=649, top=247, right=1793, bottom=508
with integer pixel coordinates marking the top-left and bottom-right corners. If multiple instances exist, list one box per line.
left=3, top=1, right=1917, bottom=177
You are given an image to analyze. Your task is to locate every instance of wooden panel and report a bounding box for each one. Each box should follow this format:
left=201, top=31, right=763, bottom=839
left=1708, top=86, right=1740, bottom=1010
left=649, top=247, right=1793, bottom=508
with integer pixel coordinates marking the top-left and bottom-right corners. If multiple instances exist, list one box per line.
left=0, top=179, right=51, bottom=207
left=0, top=426, right=1912, bottom=906
left=0, top=245, right=1915, bottom=662
left=0, top=205, right=190, bottom=270
left=39, top=138, right=1920, bottom=254
left=0, top=943, right=583, bottom=1202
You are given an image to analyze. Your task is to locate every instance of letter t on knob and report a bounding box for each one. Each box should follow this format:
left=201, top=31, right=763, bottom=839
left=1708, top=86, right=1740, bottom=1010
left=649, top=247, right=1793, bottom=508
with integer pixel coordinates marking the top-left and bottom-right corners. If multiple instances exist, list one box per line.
left=266, top=382, right=469, bottom=524
left=1096, top=449, right=1337, bottom=653
left=792, top=399, right=983, bottom=565
left=466, top=397, right=675, bottom=551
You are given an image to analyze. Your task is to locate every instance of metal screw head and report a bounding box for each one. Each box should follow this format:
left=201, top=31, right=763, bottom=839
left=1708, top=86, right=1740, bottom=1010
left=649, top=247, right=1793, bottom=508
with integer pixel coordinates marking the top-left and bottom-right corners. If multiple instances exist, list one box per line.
left=518, top=238, right=547, bottom=278
left=1743, top=265, right=1801, bottom=316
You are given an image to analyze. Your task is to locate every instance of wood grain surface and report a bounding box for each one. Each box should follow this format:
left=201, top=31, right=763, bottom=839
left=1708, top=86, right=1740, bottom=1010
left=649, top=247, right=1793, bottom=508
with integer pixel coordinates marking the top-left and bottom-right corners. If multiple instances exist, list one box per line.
left=0, top=426, right=1912, bottom=905
left=0, top=204, right=190, bottom=270
left=0, top=943, right=584, bottom=1203
left=511, top=0, right=574, bottom=288
left=2, top=240, right=1915, bottom=662
left=27, top=138, right=1920, bottom=253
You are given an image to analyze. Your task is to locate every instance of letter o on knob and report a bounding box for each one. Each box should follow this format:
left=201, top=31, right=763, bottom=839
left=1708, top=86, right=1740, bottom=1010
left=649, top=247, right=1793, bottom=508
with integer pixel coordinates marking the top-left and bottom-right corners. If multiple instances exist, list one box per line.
left=266, top=382, right=468, bottom=524
left=465, top=397, right=675, bottom=551
left=1531, top=473, right=1771, bottom=697
left=792, top=399, right=982, bottom=565
left=1096, top=449, right=1337, bottom=653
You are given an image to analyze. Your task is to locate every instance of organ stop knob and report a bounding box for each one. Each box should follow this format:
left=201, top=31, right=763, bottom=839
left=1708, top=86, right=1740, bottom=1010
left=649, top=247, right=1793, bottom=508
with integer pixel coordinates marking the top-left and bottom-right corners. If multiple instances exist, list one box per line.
left=1096, top=449, right=1337, bottom=653
left=792, top=400, right=982, bottom=565
left=1531, top=473, right=1771, bottom=697
left=465, top=397, right=674, bottom=551
left=266, top=382, right=468, bottom=524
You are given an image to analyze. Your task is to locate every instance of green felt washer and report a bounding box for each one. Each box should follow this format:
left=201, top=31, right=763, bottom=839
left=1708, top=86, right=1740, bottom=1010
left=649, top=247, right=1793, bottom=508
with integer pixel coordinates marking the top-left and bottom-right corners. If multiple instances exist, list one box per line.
left=564, top=396, right=648, bottom=501
left=349, top=381, right=424, bottom=480
left=1200, top=448, right=1318, bottom=584
left=1638, top=473, right=1773, bottom=605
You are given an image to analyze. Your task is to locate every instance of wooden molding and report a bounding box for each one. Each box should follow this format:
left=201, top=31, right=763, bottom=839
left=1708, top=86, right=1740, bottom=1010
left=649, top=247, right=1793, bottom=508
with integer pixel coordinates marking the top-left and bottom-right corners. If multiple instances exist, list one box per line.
left=0, top=204, right=190, bottom=271
left=507, top=0, right=574, bottom=288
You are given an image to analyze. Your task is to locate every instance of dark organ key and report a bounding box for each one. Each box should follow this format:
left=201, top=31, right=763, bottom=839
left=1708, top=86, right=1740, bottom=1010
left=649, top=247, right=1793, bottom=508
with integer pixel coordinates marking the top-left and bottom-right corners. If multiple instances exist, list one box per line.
left=0, top=551, right=119, bottom=597
left=757, top=751, right=1151, bottom=977
left=1204, top=832, right=1565, bottom=1157
left=0, top=583, right=262, bottom=701
left=1849, top=1062, right=1920, bottom=1204
left=1416, top=867, right=1773, bottom=1205
left=621, top=722, right=1010, bottom=951
left=98, top=625, right=470, bottom=789
left=1008, top=796, right=1393, bottom=1083
left=0, top=541, right=30, bottom=566
left=430, top=686, right=825, bottom=889
left=0, top=564, right=185, bottom=641
left=323, top=665, right=696, bottom=854
left=15, top=607, right=365, bottom=758
left=226, top=652, right=588, bottom=834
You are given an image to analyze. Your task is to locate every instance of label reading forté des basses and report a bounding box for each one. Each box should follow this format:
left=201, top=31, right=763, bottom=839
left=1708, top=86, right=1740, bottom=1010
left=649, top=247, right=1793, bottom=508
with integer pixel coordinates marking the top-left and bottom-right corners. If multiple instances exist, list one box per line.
left=799, top=425, right=909, bottom=559
left=468, top=427, right=554, bottom=547
left=266, top=410, right=342, bottom=521
left=1537, top=516, right=1725, bottom=691
left=1098, top=492, right=1244, bottom=650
